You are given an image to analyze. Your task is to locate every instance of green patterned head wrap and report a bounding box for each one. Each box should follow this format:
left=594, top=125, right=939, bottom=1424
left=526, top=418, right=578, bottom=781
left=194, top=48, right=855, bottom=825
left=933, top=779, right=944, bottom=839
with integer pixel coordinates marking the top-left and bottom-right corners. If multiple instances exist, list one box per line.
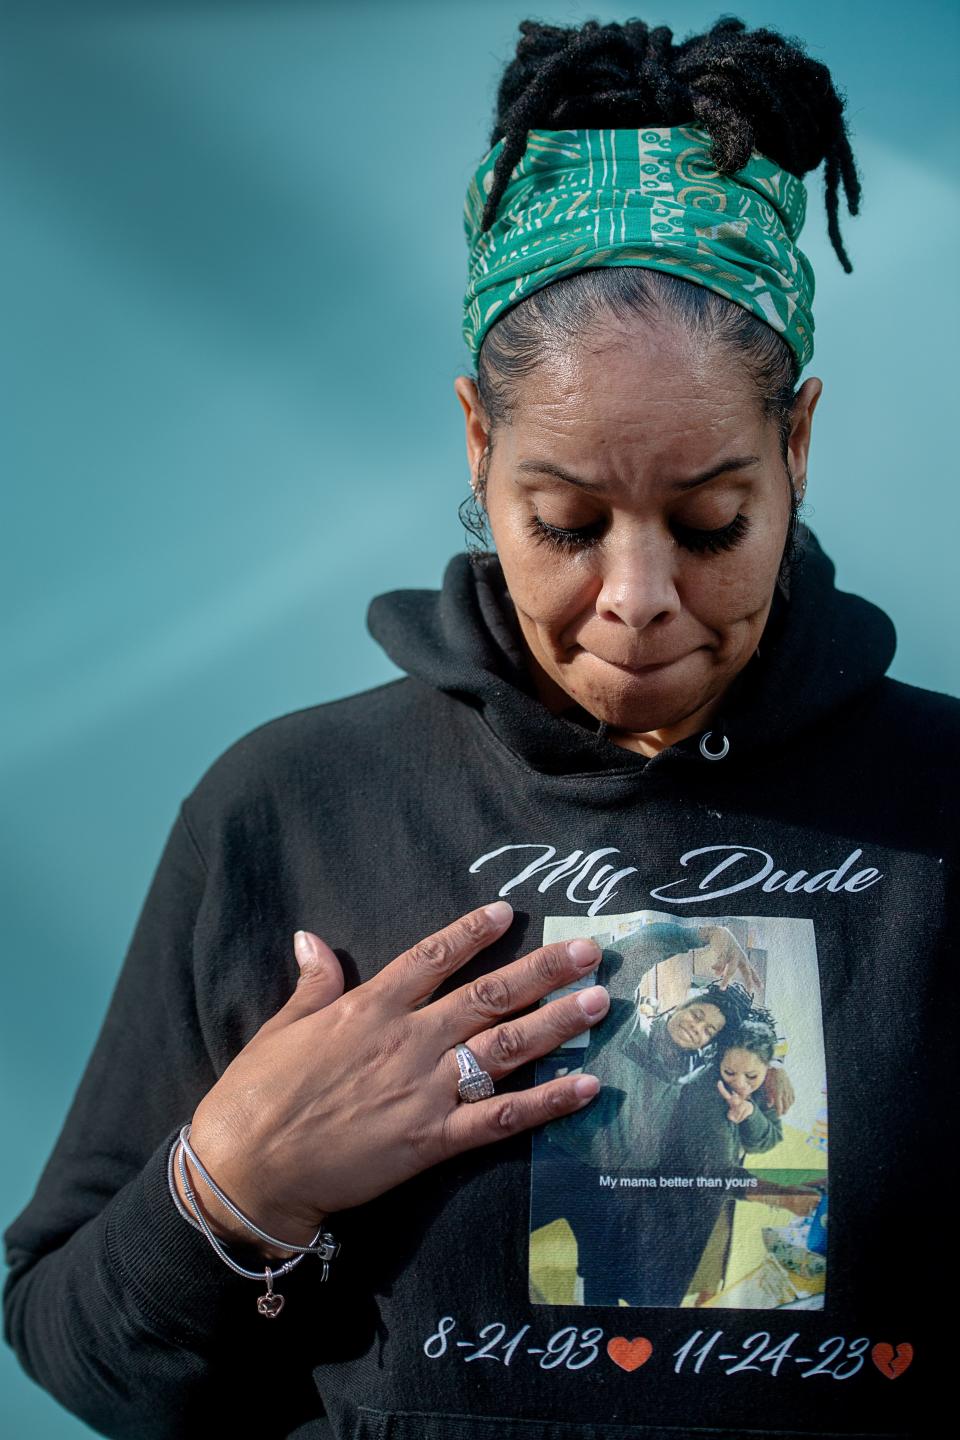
left=463, top=125, right=815, bottom=370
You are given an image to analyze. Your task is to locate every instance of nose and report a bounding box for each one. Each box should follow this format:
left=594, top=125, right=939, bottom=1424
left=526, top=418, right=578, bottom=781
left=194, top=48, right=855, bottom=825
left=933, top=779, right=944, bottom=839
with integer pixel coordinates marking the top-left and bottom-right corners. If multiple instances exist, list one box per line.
left=595, top=531, right=682, bottom=631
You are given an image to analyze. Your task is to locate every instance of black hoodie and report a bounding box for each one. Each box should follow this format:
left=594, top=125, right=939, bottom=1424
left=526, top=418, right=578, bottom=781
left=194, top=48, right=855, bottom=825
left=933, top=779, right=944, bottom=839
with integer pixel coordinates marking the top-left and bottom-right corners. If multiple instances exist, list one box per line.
left=4, top=525, right=957, bottom=1440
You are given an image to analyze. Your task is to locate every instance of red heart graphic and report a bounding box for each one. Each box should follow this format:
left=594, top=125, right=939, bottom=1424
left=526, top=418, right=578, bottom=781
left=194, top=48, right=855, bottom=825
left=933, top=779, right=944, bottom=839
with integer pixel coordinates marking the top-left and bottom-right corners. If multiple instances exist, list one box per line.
left=871, top=1342, right=914, bottom=1379
left=607, top=1336, right=653, bottom=1372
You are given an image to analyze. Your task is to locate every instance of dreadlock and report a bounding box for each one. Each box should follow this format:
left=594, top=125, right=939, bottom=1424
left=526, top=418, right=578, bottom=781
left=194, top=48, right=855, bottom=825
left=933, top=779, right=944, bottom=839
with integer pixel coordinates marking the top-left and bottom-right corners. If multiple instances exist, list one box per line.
left=693, top=980, right=758, bottom=1031
left=483, top=16, right=861, bottom=271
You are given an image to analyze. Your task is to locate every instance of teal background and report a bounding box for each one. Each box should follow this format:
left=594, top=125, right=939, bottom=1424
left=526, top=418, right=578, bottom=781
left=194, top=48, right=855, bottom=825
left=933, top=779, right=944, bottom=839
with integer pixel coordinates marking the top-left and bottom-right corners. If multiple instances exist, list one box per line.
left=2, top=1, right=957, bottom=1431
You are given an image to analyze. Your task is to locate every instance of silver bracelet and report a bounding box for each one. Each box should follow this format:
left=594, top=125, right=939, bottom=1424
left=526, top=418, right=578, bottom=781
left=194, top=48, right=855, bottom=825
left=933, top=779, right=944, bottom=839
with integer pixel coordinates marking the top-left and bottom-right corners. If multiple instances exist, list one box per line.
left=166, top=1123, right=338, bottom=1318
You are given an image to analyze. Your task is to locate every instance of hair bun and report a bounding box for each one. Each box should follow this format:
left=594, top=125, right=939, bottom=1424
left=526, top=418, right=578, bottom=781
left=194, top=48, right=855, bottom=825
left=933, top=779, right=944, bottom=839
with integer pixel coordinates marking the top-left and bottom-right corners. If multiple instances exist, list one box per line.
left=485, top=15, right=860, bottom=271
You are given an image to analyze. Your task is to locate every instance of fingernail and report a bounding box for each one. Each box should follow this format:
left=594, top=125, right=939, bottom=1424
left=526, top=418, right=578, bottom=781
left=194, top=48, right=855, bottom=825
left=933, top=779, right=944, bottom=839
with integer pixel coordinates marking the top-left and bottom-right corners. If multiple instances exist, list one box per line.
left=484, top=901, right=513, bottom=926
left=568, top=938, right=600, bottom=968
left=575, top=1074, right=600, bottom=1100
left=294, top=930, right=319, bottom=969
left=576, top=985, right=608, bottom=1019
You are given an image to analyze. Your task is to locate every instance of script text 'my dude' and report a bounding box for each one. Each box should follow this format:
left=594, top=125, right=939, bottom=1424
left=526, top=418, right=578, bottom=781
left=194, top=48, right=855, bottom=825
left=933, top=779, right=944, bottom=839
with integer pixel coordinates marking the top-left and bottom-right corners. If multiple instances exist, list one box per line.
left=469, top=843, right=882, bottom=917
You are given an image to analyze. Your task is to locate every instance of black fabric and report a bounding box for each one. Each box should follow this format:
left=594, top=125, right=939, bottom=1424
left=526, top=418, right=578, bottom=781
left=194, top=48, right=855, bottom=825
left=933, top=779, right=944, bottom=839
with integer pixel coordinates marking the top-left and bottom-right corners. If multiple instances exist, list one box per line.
left=3, top=524, right=955, bottom=1439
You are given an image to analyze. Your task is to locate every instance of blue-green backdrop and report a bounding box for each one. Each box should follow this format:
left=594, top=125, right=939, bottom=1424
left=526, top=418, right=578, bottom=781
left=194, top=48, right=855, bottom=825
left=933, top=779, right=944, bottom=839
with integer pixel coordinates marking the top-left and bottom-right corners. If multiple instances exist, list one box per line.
left=2, top=1, right=958, bottom=1431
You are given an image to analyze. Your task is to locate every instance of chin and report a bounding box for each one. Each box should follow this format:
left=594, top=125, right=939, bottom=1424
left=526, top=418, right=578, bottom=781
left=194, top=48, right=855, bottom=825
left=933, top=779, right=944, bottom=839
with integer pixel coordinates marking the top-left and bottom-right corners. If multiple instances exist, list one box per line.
left=570, top=680, right=706, bottom=735
left=600, top=699, right=695, bottom=733
left=670, top=1034, right=699, bottom=1052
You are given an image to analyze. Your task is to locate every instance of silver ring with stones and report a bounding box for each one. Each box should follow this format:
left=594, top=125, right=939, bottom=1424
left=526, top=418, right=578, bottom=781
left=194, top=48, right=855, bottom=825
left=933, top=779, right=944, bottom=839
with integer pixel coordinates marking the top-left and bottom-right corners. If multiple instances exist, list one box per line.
left=455, top=1043, right=495, bottom=1103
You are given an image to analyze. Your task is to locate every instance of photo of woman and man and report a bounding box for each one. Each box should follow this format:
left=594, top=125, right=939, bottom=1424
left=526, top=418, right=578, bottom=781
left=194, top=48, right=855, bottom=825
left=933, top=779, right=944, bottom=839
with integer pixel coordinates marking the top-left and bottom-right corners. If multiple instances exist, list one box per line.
left=529, top=912, right=828, bottom=1311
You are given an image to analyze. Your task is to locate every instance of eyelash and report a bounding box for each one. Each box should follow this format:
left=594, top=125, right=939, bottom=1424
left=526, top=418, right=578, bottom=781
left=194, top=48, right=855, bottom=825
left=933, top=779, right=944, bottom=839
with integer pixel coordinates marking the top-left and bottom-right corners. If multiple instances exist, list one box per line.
left=528, top=512, right=751, bottom=555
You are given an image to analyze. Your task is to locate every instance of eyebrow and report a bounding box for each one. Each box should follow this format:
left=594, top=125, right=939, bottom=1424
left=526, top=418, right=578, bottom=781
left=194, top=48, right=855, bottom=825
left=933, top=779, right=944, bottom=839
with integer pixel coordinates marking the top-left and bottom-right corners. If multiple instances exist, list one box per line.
left=515, top=455, right=762, bottom=492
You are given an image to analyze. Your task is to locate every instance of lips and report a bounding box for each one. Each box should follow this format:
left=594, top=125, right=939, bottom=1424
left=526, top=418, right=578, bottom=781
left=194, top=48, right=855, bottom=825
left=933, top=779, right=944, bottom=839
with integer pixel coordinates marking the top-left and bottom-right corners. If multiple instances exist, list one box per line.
left=601, top=652, right=690, bottom=675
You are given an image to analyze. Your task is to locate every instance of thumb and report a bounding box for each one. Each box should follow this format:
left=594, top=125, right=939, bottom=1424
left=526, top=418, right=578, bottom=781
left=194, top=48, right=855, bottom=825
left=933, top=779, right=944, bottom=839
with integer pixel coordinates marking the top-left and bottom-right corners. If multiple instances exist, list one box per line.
left=292, top=929, right=345, bottom=1008
left=254, top=931, right=344, bottom=1041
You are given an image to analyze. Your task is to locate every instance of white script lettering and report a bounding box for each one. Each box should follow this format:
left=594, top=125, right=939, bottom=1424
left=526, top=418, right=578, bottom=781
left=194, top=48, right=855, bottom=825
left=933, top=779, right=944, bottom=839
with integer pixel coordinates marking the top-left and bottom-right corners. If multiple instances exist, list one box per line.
left=469, top=841, right=882, bottom=913
left=647, top=845, right=883, bottom=905
left=469, top=844, right=639, bottom=917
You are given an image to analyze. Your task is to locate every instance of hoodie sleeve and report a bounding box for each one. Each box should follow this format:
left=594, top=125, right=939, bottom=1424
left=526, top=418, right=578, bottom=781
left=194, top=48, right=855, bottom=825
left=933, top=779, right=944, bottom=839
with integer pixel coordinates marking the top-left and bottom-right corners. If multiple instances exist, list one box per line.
left=2, top=805, right=331, bottom=1440
left=739, top=1098, right=783, bottom=1156
left=544, top=998, right=637, bottom=1167
left=602, top=921, right=703, bottom=1000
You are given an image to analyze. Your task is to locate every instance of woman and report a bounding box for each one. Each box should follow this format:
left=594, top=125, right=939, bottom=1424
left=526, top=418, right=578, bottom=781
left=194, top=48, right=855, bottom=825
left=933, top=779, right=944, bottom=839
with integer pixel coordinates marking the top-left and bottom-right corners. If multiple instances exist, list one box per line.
left=4, top=16, right=954, bottom=1440
left=669, top=1013, right=785, bottom=1178
left=655, top=1012, right=795, bottom=1308
left=664, top=1008, right=823, bottom=1313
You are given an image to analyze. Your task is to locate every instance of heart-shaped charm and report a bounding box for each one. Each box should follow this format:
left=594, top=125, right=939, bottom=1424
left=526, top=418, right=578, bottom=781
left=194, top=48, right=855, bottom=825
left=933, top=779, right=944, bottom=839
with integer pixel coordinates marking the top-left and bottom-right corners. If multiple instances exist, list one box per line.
left=871, top=1342, right=913, bottom=1379
left=257, top=1290, right=285, bottom=1318
left=607, top=1336, right=653, bottom=1372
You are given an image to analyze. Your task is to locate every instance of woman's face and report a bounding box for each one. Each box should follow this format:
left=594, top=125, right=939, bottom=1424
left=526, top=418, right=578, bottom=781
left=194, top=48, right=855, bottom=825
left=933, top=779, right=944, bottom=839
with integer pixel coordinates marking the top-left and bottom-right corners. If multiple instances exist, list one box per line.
left=720, top=1046, right=769, bottom=1098
left=666, top=1000, right=726, bottom=1051
left=455, top=316, right=821, bottom=753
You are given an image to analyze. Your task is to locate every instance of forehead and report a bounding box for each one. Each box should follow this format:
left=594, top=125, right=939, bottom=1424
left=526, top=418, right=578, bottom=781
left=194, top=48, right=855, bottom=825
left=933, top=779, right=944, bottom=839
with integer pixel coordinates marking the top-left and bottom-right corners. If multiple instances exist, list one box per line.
left=684, top=1000, right=726, bottom=1025
left=501, top=319, right=764, bottom=474
left=723, top=1046, right=764, bottom=1065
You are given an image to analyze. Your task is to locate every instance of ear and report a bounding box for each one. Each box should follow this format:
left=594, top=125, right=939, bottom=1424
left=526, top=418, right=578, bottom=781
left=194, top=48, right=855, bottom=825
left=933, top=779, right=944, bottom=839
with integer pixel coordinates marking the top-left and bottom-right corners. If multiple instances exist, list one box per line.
left=453, top=376, right=491, bottom=486
left=786, top=376, right=823, bottom=498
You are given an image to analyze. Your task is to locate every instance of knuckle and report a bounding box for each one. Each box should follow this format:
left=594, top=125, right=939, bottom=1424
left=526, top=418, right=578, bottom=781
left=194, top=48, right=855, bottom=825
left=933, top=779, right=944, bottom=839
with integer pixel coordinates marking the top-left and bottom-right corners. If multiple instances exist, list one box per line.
left=535, top=946, right=568, bottom=986
left=544, top=1083, right=573, bottom=1117
left=489, top=1022, right=522, bottom=1065
left=465, top=974, right=512, bottom=1020
left=414, top=934, right=452, bottom=975
left=545, top=1003, right=581, bottom=1045
left=334, top=990, right=367, bottom=1026
left=492, top=1098, right=519, bottom=1132
left=459, top=910, right=489, bottom=944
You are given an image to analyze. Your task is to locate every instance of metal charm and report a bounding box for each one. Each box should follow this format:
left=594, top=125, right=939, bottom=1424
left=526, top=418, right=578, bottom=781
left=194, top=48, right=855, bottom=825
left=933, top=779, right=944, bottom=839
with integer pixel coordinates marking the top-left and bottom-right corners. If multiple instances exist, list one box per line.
left=314, top=1234, right=340, bottom=1283
left=257, top=1268, right=285, bottom=1318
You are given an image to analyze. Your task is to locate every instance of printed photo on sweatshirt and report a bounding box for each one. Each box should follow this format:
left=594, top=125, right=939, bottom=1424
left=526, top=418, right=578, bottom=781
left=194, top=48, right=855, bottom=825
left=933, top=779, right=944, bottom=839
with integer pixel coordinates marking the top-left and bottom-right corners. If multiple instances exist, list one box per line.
left=529, top=912, right=828, bottom=1311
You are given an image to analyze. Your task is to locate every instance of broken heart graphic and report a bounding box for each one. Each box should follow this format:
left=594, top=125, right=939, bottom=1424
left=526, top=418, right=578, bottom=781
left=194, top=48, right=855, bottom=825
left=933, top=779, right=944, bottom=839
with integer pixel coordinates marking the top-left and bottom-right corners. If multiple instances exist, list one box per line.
left=871, top=1342, right=913, bottom=1380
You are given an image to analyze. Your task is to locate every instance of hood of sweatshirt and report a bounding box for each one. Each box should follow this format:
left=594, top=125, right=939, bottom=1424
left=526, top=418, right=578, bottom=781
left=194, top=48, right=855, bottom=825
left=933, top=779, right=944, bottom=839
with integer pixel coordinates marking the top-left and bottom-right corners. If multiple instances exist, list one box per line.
left=366, top=524, right=896, bottom=777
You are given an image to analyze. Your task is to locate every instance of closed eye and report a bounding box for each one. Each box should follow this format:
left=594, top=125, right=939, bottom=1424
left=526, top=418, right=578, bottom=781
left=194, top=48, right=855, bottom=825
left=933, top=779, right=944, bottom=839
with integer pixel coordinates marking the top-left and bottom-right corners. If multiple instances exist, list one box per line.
left=528, top=512, right=752, bottom=554
left=528, top=515, right=604, bottom=550
left=671, top=513, right=751, bottom=554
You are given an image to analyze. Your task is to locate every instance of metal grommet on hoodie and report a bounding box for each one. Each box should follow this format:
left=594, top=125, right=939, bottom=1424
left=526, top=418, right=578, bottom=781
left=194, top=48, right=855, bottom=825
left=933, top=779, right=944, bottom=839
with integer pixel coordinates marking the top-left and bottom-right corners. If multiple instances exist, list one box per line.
left=699, top=730, right=730, bottom=761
